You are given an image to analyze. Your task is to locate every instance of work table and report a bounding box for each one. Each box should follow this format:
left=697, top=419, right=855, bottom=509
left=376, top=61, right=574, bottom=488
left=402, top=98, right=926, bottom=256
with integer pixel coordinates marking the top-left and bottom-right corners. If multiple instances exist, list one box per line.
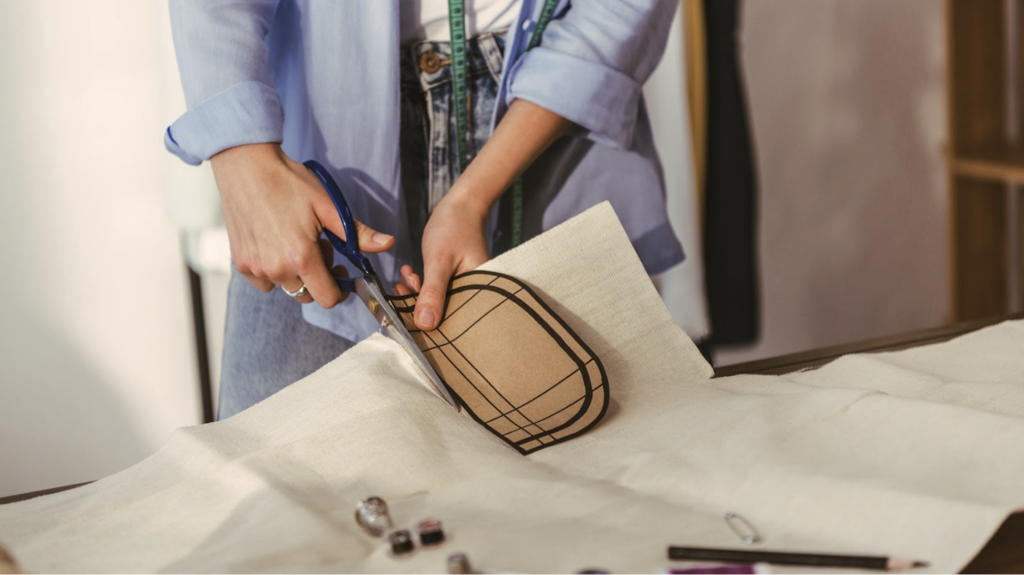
left=4, top=312, right=1023, bottom=573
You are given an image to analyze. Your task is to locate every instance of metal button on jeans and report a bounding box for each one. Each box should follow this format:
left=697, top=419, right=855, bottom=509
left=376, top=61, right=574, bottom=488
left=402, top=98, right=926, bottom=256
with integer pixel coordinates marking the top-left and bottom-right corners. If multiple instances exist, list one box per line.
left=419, top=50, right=443, bottom=74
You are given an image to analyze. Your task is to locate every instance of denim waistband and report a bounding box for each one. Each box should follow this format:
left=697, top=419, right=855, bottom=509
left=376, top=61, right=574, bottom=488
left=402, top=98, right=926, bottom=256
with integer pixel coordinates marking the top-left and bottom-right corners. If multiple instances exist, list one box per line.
left=401, top=30, right=507, bottom=92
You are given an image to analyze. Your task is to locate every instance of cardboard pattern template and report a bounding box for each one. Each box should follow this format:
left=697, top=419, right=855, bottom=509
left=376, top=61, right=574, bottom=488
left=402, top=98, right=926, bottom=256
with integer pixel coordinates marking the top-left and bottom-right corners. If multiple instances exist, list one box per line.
left=388, top=271, right=609, bottom=454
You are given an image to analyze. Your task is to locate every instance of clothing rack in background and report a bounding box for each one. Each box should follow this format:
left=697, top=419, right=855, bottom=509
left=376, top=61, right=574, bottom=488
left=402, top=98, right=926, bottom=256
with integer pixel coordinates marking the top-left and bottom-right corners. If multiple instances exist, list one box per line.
left=946, top=0, right=1024, bottom=321
left=691, top=0, right=760, bottom=352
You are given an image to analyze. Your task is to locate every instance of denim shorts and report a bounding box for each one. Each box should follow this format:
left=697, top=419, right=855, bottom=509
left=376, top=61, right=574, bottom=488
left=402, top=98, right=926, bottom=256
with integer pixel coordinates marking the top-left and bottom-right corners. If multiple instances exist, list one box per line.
left=218, top=32, right=506, bottom=419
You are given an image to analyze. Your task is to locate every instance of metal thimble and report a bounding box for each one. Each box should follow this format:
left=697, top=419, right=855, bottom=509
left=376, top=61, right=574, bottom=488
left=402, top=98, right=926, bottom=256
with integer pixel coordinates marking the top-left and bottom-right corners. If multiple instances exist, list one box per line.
left=447, top=552, right=472, bottom=574
left=354, top=496, right=392, bottom=537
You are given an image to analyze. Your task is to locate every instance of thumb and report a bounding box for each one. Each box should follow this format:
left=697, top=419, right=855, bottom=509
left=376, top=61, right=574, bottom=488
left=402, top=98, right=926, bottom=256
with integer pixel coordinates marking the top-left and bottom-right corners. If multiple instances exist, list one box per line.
left=314, top=194, right=395, bottom=253
left=415, top=257, right=453, bottom=331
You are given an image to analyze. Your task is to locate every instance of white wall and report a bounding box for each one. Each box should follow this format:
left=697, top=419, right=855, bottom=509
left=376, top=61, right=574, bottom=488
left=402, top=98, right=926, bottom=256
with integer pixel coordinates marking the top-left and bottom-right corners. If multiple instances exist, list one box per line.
left=717, top=0, right=949, bottom=363
left=0, top=1, right=201, bottom=497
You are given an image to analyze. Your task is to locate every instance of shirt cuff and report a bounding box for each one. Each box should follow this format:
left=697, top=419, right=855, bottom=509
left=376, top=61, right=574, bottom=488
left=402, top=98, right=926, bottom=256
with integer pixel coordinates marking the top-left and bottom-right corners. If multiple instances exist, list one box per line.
left=632, top=220, right=686, bottom=275
left=164, top=81, right=284, bottom=166
left=506, top=47, right=642, bottom=150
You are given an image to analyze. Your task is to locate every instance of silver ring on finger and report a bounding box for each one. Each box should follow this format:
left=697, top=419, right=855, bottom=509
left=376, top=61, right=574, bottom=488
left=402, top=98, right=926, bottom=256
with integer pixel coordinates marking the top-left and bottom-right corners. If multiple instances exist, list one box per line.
left=282, top=284, right=309, bottom=298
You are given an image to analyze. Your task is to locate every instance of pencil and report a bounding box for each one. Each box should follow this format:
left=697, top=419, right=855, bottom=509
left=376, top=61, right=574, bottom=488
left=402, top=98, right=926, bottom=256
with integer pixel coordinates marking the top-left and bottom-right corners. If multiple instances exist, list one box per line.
left=667, top=546, right=928, bottom=571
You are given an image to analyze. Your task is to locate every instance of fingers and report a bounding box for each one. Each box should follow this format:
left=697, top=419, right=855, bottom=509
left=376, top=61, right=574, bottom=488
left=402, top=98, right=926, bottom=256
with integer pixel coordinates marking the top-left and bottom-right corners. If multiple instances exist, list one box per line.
left=416, top=259, right=453, bottom=331
left=280, top=278, right=314, bottom=304
left=313, top=193, right=395, bottom=253
left=255, top=237, right=339, bottom=307
left=335, top=263, right=356, bottom=302
left=305, top=238, right=346, bottom=307
left=354, top=220, right=396, bottom=253
left=330, top=265, right=352, bottom=303
left=321, top=241, right=351, bottom=303
left=239, top=269, right=275, bottom=293
left=319, top=239, right=335, bottom=268
left=237, top=239, right=345, bottom=307
left=401, top=265, right=422, bottom=292
left=297, top=256, right=343, bottom=308
left=393, top=265, right=422, bottom=297
left=234, top=260, right=275, bottom=292
left=231, top=243, right=275, bottom=292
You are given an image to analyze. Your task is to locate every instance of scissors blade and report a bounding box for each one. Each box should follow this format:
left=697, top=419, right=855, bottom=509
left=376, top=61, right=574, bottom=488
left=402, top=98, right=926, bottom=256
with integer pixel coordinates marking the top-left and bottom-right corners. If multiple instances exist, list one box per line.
left=354, top=278, right=460, bottom=411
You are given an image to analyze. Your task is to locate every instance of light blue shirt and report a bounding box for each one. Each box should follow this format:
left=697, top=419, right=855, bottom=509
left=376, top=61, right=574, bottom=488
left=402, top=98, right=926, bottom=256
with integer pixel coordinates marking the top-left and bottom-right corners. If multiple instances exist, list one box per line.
left=166, top=0, right=685, bottom=342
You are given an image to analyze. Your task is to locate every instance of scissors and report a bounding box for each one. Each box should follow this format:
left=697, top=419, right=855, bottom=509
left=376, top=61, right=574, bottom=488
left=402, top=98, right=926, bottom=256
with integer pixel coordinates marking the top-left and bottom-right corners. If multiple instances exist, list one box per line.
left=303, top=160, right=459, bottom=411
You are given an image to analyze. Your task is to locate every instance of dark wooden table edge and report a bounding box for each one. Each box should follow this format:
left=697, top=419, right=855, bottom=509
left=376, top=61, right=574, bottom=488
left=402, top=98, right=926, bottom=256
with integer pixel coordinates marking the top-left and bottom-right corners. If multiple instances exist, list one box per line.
left=714, top=312, right=1024, bottom=377
left=0, top=482, right=91, bottom=506
left=3, top=313, right=1023, bottom=572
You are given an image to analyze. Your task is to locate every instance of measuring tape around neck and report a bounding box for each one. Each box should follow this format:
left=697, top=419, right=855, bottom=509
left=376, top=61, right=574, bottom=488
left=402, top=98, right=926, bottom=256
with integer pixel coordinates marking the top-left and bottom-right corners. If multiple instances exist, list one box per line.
left=447, top=0, right=559, bottom=248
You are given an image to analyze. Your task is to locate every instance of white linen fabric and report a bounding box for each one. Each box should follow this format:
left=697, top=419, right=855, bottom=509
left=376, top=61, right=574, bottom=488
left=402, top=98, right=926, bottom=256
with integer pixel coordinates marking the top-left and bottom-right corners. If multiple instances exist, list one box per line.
left=1, top=203, right=1023, bottom=573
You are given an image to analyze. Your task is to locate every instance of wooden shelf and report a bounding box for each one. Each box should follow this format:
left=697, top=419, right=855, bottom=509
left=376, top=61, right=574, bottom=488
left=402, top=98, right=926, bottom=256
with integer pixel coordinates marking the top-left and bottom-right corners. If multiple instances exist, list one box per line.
left=953, top=145, right=1024, bottom=185
left=946, top=0, right=1022, bottom=322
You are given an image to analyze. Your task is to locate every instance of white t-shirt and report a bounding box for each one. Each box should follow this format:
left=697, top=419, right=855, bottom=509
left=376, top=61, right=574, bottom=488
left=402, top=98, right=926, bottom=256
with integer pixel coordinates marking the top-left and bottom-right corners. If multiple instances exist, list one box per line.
left=400, top=0, right=522, bottom=43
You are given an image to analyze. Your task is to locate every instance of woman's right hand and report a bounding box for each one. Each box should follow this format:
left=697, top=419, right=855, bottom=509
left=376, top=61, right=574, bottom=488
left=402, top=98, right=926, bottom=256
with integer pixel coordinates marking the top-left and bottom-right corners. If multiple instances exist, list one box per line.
left=210, top=143, right=395, bottom=308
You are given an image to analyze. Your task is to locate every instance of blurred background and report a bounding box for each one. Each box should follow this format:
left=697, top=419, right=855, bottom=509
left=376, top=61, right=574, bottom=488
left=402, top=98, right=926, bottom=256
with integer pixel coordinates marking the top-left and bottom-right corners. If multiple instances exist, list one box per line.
left=1, top=0, right=1019, bottom=498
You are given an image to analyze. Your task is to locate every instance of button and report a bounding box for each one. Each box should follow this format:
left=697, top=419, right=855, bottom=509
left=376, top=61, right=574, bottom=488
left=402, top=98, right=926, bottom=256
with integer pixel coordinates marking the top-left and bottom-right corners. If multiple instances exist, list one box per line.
left=417, top=518, right=446, bottom=547
left=388, top=529, right=414, bottom=556
left=419, top=51, right=443, bottom=74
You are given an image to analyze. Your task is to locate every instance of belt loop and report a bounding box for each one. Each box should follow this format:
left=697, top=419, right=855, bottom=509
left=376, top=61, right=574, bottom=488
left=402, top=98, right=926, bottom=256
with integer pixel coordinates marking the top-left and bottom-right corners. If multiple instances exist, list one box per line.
left=478, top=33, right=504, bottom=83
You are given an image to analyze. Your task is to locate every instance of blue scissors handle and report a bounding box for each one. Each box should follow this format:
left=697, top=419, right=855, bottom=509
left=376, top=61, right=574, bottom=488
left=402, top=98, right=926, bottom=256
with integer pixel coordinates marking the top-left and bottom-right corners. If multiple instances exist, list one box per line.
left=303, top=160, right=376, bottom=293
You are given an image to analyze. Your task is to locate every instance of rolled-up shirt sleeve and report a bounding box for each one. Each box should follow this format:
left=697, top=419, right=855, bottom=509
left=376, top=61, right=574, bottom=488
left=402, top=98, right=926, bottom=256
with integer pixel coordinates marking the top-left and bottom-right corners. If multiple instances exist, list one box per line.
left=164, top=0, right=283, bottom=165
left=506, top=0, right=679, bottom=149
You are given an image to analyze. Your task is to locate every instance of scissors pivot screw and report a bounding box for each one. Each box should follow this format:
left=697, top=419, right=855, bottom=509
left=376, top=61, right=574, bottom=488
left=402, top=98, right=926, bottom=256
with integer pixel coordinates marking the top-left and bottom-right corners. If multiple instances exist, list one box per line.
left=368, top=298, right=380, bottom=314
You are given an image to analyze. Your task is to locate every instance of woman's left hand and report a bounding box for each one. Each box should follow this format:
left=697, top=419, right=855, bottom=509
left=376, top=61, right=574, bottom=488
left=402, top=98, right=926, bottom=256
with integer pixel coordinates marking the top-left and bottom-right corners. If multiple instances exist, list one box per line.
left=394, top=192, right=491, bottom=330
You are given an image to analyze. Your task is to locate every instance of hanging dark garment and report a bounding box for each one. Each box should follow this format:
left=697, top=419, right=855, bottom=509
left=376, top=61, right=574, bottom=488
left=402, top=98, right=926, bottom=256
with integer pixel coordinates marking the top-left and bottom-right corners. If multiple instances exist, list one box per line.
left=703, top=0, right=760, bottom=346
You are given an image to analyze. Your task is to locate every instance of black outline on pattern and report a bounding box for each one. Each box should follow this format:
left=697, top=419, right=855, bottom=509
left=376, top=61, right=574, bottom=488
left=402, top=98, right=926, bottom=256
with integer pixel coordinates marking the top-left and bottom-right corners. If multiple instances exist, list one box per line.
left=387, top=270, right=610, bottom=455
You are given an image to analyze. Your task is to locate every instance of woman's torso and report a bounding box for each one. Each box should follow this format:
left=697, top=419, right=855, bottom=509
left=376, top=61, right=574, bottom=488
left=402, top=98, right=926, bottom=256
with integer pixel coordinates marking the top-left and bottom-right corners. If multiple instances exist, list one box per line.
left=263, top=0, right=682, bottom=341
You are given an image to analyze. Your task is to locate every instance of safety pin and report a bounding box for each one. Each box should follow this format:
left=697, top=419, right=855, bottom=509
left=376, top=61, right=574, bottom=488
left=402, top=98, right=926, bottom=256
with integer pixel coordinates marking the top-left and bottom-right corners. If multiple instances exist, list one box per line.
left=724, top=511, right=762, bottom=545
